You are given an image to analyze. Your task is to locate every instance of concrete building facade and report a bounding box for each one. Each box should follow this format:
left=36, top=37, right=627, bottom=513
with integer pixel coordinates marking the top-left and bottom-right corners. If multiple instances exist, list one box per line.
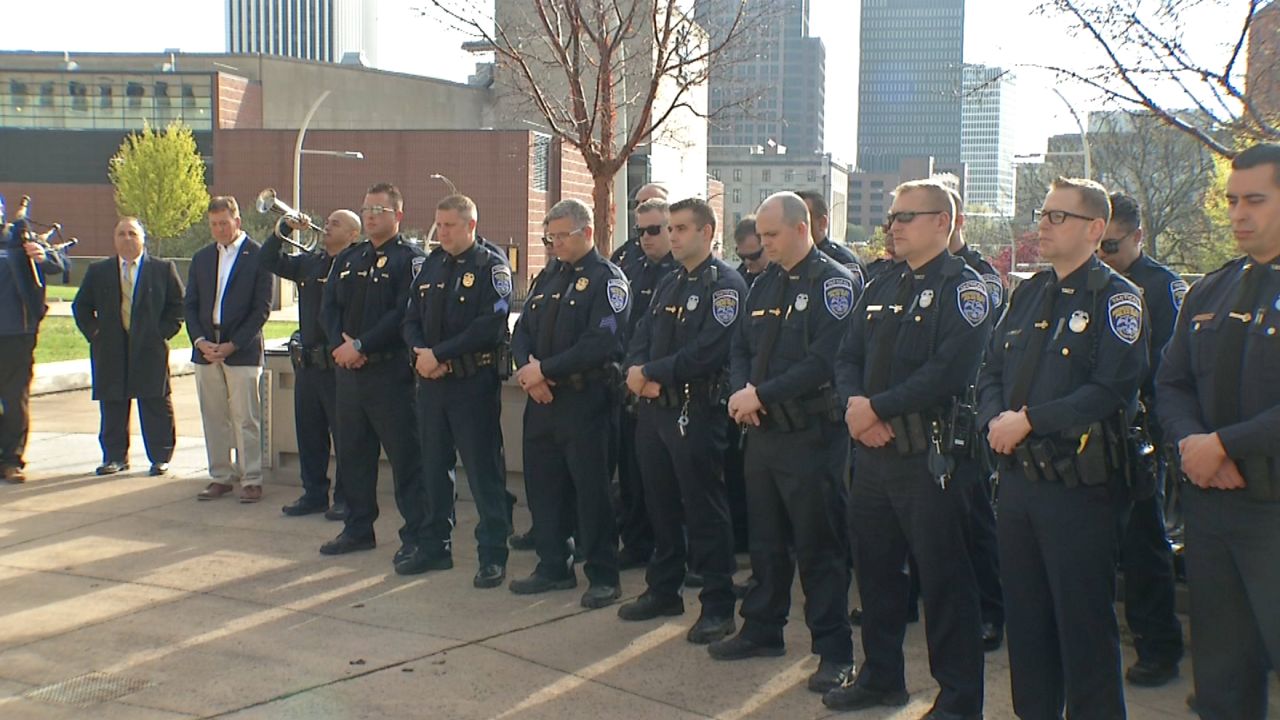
left=961, top=63, right=1016, bottom=217
left=708, top=143, right=848, bottom=244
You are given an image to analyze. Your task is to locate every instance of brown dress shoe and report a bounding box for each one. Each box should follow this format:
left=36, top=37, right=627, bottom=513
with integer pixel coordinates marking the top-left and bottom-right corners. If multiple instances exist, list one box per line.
left=197, top=482, right=234, bottom=500
left=239, top=485, right=263, bottom=503
left=2, top=466, right=26, bottom=484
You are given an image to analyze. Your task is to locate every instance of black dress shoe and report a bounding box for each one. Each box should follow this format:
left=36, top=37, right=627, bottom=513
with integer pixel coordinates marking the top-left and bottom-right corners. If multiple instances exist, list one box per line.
left=1125, top=659, right=1179, bottom=687
left=509, top=572, right=577, bottom=595
left=394, top=548, right=453, bottom=576
left=319, top=534, right=376, bottom=555
left=95, top=461, right=129, bottom=476
left=617, top=592, right=683, bottom=621
left=617, top=546, right=652, bottom=570
left=707, top=633, right=785, bottom=661
left=281, top=497, right=329, bottom=516
left=982, top=622, right=1004, bottom=652
left=684, top=572, right=705, bottom=587
left=324, top=502, right=349, bottom=521
left=686, top=613, right=735, bottom=644
left=394, top=544, right=418, bottom=564
left=509, top=529, right=536, bottom=550
left=920, top=710, right=981, bottom=720
left=473, top=564, right=506, bottom=589
left=148, top=463, right=169, bottom=476
left=821, top=682, right=909, bottom=711
left=581, top=584, right=621, bottom=609
left=808, top=659, right=854, bottom=693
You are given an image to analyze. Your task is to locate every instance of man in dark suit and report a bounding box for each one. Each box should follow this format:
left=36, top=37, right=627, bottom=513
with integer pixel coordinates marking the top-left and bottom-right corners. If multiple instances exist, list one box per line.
left=73, top=217, right=184, bottom=476
left=184, top=196, right=274, bottom=503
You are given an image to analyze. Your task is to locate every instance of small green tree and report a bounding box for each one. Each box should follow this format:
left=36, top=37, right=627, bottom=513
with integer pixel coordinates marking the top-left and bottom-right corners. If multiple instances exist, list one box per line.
left=108, top=120, right=209, bottom=258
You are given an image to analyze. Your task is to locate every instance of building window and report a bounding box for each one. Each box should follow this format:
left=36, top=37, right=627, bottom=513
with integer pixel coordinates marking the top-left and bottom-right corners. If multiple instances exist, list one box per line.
left=733, top=168, right=743, bottom=181
left=531, top=133, right=551, bottom=191
left=784, top=169, right=794, bottom=182
left=732, top=188, right=741, bottom=203
left=99, top=83, right=113, bottom=109
left=712, top=169, right=721, bottom=181
left=68, top=81, right=88, bottom=111
left=154, top=81, right=171, bottom=108
left=39, top=82, right=55, bottom=107
left=8, top=80, right=27, bottom=109
left=760, top=189, right=769, bottom=202
left=126, top=82, right=144, bottom=109
left=807, top=169, right=817, bottom=182
left=871, top=180, right=884, bottom=188
left=851, top=179, right=862, bottom=188
left=761, top=169, right=771, bottom=182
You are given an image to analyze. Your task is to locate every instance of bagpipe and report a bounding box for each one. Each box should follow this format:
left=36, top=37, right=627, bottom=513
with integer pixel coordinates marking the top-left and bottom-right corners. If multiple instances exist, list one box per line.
left=2, top=195, right=78, bottom=289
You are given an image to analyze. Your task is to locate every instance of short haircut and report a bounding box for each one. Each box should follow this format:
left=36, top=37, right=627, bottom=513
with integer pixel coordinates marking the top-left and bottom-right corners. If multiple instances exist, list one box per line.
left=117, top=216, right=146, bottom=234
left=437, top=193, right=477, bottom=222
left=794, top=189, right=828, bottom=219
left=670, top=197, right=716, bottom=233
left=734, top=215, right=759, bottom=244
left=634, top=182, right=669, bottom=201
left=893, top=179, right=956, bottom=235
left=1108, top=191, right=1141, bottom=230
left=1232, top=143, right=1280, bottom=187
left=761, top=191, right=810, bottom=227
left=545, top=198, right=593, bottom=228
left=367, top=182, right=403, bottom=210
left=1050, top=177, right=1111, bottom=222
left=943, top=186, right=965, bottom=216
left=208, top=196, right=240, bottom=218
left=635, top=198, right=670, bottom=216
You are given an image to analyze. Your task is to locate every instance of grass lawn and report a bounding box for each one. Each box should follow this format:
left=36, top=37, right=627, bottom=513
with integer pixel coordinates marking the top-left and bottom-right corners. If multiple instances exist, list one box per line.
left=44, top=285, right=80, bottom=302
left=35, top=318, right=299, bottom=364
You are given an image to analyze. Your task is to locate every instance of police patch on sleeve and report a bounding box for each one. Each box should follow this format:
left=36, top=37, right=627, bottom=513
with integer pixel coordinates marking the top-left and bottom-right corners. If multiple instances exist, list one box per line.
left=956, top=279, right=991, bottom=327
left=711, top=288, right=740, bottom=327
left=492, top=264, right=513, bottom=297
left=1170, top=278, right=1188, bottom=311
left=982, top=273, right=1004, bottom=308
left=606, top=278, right=630, bottom=314
left=844, top=262, right=865, bottom=288
left=1107, top=292, right=1143, bottom=345
left=823, top=277, right=854, bottom=320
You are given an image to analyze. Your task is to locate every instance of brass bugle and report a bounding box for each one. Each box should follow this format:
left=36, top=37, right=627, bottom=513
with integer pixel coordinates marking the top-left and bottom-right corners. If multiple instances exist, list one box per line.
left=255, top=188, right=320, bottom=252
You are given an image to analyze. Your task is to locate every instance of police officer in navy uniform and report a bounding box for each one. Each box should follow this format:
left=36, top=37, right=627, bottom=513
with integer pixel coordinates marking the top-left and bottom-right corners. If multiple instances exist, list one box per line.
left=615, top=198, right=677, bottom=569
left=617, top=197, right=746, bottom=643
left=510, top=198, right=629, bottom=609
left=945, top=187, right=1006, bottom=653
left=262, top=208, right=360, bottom=519
left=712, top=191, right=855, bottom=694
left=1097, top=191, right=1185, bottom=687
left=403, top=194, right=513, bottom=586
left=798, top=189, right=867, bottom=297
left=825, top=180, right=990, bottom=718
left=1156, top=143, right=1280, bottom=720
left=319, top=183, right=431, bottom=570
left=733, top=216, right=768, bottom=289
left=978, top=177, right=1147, bottom=720
left=610, top=183, right=668, bottom=270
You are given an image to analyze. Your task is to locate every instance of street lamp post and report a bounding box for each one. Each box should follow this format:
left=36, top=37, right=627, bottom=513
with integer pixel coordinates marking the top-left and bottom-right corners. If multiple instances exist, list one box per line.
left=294, top=90, right=332, bottom=209
left=1051, top=87, right=1092, bottom=179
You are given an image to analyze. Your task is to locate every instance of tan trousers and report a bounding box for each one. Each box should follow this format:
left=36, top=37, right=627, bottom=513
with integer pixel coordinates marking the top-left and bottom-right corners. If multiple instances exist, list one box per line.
left=194, top=362, right=263, bottom=487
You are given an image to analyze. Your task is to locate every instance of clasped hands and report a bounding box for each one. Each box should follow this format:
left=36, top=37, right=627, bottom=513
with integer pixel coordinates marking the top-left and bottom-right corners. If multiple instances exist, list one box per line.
left=1178, top=432, right=1245, bottom=490
left=331, top=333, right=367, bottom=370
left=845, top=395, right=895, bottom=447
left=196, top=339, right=237, bottom=364
left=516, top=357, right=556, bottom=404
left=412, top=347, right=449, bottom=380
left=625, top=365, right=662, bottom=400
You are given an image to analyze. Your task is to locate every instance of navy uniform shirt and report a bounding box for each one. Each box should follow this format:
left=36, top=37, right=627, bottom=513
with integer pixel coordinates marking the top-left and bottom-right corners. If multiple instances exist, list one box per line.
left=610, top=238, right=643, bottom=268
left=620, top=250, right=676, bottom=339
left=321, top=234, right=425, bottom=355
left=1118, top=252, right=1186, bottom=396
left=1156, top=256, right=1280, bottom=459
left=836, top=251, right=993, bottom=419
left=260, top=220, right=341, bottom=349
left=627, top=254, right=748, bottom=387
left=512, top=247, right=630, bottom=380
left=977, top=254, right=1149, bottom=436
left=729, top=246, right=856, bottom=406
left=1, top=220, right=65, bottom=336
left=817, top=236, right=868, bottom=299
left=402, top=237, right=512, bottom=363
left=735, top=262, right=762, bottom=289
left=955, top=243, right=1005, bottom=313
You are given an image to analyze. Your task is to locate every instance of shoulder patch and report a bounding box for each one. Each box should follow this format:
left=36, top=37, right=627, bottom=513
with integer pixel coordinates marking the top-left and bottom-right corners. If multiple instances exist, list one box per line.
left=981, top=273, right=1004, bottom=308
left=606, top=278, right=629, bottom=314
left=711, top=288, right=740, bottom=327
left=1108, top=291, right=1143, bottom=345
left=411, top=256, right=425, bottom=279
left=1170, top=277, right=1188, bottom=311
left=844, top=262, right=865, bottom=287
left=956, top=279, right=991, bottom=327
left=823, top=276, right=854, bottom=320
left=491, top=264, right=513, bottom=297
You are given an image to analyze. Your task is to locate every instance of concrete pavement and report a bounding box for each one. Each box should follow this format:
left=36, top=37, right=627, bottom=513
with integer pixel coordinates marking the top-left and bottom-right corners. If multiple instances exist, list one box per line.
left=0, top=376, right=1226, bottom=719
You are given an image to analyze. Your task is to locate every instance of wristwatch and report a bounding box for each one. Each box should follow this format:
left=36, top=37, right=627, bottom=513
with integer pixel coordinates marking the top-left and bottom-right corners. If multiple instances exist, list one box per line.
left=352, top=338, right=363, bottom=353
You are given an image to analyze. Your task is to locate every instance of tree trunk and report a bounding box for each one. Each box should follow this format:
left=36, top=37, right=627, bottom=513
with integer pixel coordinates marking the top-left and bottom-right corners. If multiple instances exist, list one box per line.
left=592, top=172, right=615, bottom=257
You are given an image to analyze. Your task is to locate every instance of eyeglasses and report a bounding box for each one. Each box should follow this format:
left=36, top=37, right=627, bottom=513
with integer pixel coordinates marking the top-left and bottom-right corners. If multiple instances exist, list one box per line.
left=1033, top=208, right=1097, bottom=225
left=633, top=224, right=664, bottom=238
left=360, top=205, right=395, bottom=216
left=541, top=227, right=585, bottom=247
left=738, top=248, right=764, bottom=262
left=885, top=210, right=945, bottom=226
left=1099, top=228, right=1137, bottom=255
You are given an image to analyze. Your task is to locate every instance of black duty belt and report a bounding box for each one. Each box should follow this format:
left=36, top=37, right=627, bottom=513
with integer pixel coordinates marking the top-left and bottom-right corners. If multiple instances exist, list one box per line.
left=442, top=351, right=497, bottom=379
left=290, top=345, right=334, bottom=371
left=563, top=367, right=616, bottom=392
left=1001, top=420, right=1118, bottom=488
left=645, top=379, right=721, bottom=409
left=755, top=389, right=841, bottom=434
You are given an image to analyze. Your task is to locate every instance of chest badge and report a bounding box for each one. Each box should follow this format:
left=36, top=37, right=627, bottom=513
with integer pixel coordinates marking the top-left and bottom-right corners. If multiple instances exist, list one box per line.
left=919, top=289, right=934, bottom=308
left=686, top=295, right=700, bottom=311
left=794, top=293, right=809, bottom=312
left=576, top=277, right=590, bottom=292
left=462, top=272, right=475, bottom=288
left=1069, top=310, right=1090, bottom=334
left=376, top=256, right=388, bottom=268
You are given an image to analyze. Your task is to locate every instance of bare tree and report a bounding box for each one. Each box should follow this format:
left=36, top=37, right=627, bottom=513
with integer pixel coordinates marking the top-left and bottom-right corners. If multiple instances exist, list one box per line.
left=1038, top=0, right=1275, bottom=156
left=420, top=0, right=762, bottom=254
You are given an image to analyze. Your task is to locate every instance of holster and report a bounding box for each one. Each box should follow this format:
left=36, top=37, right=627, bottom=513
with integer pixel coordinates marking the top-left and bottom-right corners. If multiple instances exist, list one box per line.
left=444, top=351, right=498, bottom=379
left=760, top=387, right=841, bottom=433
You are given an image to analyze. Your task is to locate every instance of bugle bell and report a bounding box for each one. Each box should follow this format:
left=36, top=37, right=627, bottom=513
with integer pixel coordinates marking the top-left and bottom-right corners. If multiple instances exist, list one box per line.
left=255, top=188, right=320, bottom=252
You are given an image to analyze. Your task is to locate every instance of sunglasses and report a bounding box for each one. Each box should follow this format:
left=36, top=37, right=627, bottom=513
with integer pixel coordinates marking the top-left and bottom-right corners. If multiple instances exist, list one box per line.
left=738, top=248, right=764, bottom=262
left=633, top=224, right=664, bottom=238
left=1099, top=229, right=1137, bottom=255
left=360, top=205, right=395, bottom=216
left=1033, top=208, right=1097, bottom=225
left=885, top=210, right=945, bottom=226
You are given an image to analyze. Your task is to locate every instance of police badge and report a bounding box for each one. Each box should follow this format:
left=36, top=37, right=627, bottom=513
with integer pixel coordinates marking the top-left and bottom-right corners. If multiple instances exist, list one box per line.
left=462, top=272, right=475, bottom=288
left=491, top=265, right=513, bottom=297
left=823, top=277, right=854, bottom=320
left=1108, top=292, right=1143, bottom=345
left=606, top=278, right=629, bottom=313
left=1170, top=278, right=1189, bottom=311
left=711, top=288, right=739, bottom=327
left=956, top=280, right=990, bottom=328
left=576, top=277, right=590, bottom=292
left=687, top=295, right=700, bottom=312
